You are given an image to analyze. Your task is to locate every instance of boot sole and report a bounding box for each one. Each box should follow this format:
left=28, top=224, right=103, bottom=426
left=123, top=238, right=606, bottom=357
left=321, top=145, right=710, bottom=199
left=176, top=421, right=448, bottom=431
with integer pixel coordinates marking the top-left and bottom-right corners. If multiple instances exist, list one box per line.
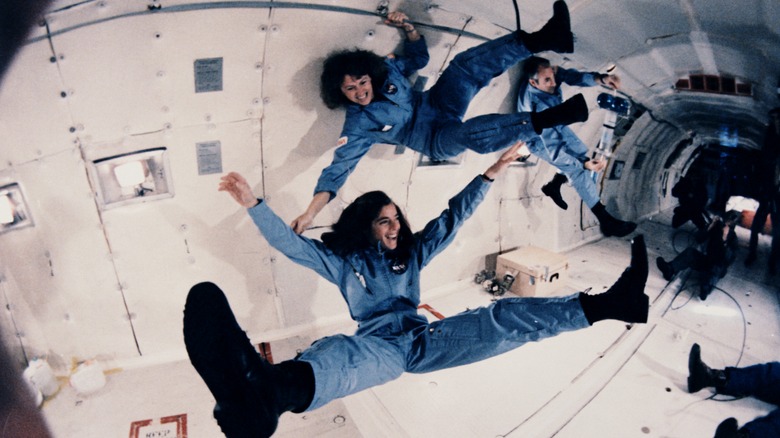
left=183, top=283, right=272, bottom=437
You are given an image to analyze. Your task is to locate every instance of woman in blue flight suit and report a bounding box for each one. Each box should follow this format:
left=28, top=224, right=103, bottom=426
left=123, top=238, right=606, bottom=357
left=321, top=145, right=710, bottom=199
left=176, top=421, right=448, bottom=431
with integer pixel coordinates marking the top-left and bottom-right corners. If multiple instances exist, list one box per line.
left=291, top=2, right=588, bottom=234
left=183, top=143, right=650, bottom=437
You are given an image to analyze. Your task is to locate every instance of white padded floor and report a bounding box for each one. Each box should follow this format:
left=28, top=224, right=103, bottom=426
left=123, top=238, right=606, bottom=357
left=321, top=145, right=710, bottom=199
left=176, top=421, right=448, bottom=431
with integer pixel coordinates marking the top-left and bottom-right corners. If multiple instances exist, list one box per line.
left=40, top=211, right=779, bottom=438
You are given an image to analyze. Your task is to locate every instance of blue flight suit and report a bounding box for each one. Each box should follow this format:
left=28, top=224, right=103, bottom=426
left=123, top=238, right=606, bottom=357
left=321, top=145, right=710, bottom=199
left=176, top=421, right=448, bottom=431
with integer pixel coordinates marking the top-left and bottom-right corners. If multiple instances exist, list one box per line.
left=722, top=362, right=780, bottom=437
left=517, top=67, right=602, bottom=208
left=249, top=176, right=591, bottom=410
left=315, top=34, right=542, bottom=199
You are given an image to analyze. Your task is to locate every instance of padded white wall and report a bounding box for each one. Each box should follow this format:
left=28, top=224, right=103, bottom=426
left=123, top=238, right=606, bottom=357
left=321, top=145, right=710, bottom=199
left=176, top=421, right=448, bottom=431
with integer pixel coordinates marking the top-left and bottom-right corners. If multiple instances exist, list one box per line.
left=0, top=0, right=618, bottom=367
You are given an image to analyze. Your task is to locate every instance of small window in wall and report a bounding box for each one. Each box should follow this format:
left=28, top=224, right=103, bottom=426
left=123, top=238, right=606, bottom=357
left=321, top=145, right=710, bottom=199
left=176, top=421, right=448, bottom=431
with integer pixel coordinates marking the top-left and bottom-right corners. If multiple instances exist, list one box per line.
left=89, top=147, right=174, bottom=210
left=675, top=74, right=752, bottom=96
left=609, top=160, right=625, bottom=180
left=0, top=183, right=33, bottom=234
left=632, top=152, right=647, bottom=170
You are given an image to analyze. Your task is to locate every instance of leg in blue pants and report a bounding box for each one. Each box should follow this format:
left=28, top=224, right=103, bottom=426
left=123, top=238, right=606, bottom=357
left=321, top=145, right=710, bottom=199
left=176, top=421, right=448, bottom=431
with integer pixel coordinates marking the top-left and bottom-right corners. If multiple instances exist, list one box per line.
left=298, top=293, right=590, bottom=410
left=423, top=34, right=544, bottom=159
left=429, top=33, right=532, bottom=120
left=527, top=134, right=601, bottom=209
left=723, top=362, right=780, bottom=437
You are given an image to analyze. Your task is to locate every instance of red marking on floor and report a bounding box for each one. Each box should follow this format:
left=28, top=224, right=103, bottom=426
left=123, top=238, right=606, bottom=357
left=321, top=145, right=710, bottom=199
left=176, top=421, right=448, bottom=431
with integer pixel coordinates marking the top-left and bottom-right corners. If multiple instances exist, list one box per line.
left=129, top=413, right=187, bottom=438
left=258, top=341, right=274, bottom=364
left=418, top=303, right=446, bottom=320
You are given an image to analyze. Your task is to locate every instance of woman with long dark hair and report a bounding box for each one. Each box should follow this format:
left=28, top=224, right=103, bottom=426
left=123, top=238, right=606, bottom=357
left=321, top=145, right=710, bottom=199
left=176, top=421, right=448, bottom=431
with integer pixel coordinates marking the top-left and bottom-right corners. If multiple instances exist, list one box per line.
left=291, top=3, right=589, bottom=234
left=183, top=142, right=651, bottom=437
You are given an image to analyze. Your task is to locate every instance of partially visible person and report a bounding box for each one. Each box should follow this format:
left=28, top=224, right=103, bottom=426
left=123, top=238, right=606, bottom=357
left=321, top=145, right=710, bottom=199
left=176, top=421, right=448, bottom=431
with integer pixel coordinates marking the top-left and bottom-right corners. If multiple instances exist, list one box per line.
left=745, top=107, right=780, bottom=274
left=656, top=212, right=738, bottom=299
left=1, top=1, right=56, bottom=436
left=293, top=2, right=589, bottom=234
left=184, top=142, right=651, bottom=437
left=517, top=55, right=636, bottom=237
left=671, top=174, right=711, bottom=230
left=688, top=343, right=779, bottom=438
left=0, top=328, right=54, bottom=437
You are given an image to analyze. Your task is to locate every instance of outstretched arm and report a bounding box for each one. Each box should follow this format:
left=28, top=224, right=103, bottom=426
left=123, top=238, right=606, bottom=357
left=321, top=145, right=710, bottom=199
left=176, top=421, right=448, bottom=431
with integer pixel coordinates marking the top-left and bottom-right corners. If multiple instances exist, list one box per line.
left=219, top=171, right=343, bottom=283
left=416, top=141, right=528, bottom=266
left=483, top=141, right=528, bottom=180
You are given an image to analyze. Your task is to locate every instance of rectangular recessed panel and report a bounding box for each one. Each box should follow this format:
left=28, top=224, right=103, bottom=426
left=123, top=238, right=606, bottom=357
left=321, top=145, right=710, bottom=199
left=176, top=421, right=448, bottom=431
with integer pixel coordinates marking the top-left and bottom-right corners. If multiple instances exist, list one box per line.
left=194, top=57, right=223, bottom=93
left=196, top=141, right=222, bottom=175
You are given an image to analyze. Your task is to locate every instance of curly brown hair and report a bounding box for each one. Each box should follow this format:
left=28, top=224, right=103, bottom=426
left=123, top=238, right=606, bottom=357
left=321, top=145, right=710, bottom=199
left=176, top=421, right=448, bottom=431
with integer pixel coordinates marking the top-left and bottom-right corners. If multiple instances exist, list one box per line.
left=320, top=49, right=388, bottom=109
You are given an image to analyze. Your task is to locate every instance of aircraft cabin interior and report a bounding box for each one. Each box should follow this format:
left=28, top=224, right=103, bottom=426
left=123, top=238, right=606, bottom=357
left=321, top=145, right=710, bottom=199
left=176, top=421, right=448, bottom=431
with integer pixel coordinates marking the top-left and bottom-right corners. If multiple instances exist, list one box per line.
left=0, top=0, right=778, bottom=437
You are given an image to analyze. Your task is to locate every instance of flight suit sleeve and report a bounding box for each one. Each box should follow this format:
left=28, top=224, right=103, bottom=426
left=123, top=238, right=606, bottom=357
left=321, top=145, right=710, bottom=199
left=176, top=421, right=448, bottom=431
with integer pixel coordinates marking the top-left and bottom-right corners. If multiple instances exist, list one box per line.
left=247, top=200, right=342, bottom=284
left=313, top=134, right=375, bottom=200
left=393, top=36, right=430, bottom=76
left=556, top=66, right=600, bottom=88
left=414, top=176, right=492, bottom=268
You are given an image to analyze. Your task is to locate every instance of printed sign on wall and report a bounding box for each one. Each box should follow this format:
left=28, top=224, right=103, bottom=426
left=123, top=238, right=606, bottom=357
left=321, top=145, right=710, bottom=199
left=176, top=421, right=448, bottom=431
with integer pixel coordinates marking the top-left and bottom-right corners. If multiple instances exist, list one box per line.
left=196, top=141, right=223, bottom=175
left=194, top=57, right=223, bottom=93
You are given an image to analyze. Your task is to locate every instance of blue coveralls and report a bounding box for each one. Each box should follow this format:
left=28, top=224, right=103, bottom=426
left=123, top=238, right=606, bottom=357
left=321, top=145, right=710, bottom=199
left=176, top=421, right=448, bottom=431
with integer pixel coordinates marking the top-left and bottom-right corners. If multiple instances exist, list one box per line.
left=315, top=33, right=541, bottom=198
left=517, top=67, right=602, bottom=208
left=722, top=362, right=780, bottom=437
left=249, top=176, right=591, bottom=410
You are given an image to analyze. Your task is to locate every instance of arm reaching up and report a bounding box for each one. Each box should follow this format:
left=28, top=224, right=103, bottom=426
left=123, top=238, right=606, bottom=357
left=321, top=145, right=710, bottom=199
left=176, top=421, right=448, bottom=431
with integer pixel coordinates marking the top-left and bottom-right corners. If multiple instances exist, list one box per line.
left=218, top=172, right=260, bottom=208
left=483, top=141, right=528, bottom=180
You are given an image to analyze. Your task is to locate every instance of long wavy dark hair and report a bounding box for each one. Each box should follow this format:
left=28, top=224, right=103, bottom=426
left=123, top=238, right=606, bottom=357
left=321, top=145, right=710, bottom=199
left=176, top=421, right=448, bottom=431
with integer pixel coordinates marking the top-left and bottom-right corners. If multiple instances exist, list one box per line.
left=320, top=49, right=388, bottom=109
left=321, top=191, right=414, bottom=261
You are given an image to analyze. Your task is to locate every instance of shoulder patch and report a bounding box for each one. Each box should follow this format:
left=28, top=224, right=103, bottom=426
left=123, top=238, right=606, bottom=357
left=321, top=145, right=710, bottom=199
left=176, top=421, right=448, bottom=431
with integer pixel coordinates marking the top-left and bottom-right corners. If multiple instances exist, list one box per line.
left=337, top=136, right=348, bottom=147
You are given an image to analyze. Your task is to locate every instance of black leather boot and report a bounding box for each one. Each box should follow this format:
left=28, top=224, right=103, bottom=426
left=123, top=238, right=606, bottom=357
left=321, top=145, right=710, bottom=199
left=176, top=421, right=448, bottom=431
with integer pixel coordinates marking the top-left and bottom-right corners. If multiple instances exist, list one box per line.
left=530, top=93, right=588, bottom=134
left=591, top=202, right=637, bottom=237
left=542, top=173, right=569, bottom=210
left=184, top=282, right=314, bottom=438
left=517, top=1, right=574, bottom=53
left=579, top=235, right=649, bottom=324
left=656, top=257, right=674, bottom=281
left=687, top=343, right=727, bottom=394
left=713, top=417, right=749, bottom=438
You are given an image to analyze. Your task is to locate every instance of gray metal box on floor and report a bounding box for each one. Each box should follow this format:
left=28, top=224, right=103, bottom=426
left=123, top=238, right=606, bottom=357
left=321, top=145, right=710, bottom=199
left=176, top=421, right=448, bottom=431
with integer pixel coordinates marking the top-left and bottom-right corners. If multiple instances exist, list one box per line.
left=496, top=246, right=568, bottom=297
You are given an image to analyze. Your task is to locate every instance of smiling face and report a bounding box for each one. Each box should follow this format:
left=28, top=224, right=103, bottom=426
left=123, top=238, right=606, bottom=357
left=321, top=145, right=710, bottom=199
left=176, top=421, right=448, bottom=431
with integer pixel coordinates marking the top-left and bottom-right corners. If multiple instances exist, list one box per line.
left=341, top=74, right=374, bottom=106
left=529, top=65, right=557, bottom=94
left=371, top=203, right=401, bottom=250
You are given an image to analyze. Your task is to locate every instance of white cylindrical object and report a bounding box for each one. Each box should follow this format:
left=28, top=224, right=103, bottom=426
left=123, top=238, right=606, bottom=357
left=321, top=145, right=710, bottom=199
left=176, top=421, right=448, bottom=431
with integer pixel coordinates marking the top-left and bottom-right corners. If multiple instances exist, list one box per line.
left=69, top=361, right=106, bottom=395
left=23, top=359, right=60, bottom=397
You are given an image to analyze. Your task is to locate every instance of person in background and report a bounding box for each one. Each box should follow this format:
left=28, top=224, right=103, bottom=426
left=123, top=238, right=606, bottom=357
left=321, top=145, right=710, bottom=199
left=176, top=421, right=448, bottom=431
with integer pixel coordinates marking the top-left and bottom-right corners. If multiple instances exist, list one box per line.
left=671, top=174, right=711, bottom=230
left=183, top=142, right=650, bottom=437
left=688, top=343, right=779, bottom=437
left=292, top=2, right=589, bottom=234
left=745, top=107, right=780, bottom=274
left=517, top=55, right=637, bottom=237
left=656, top=211, right=738, bottom=299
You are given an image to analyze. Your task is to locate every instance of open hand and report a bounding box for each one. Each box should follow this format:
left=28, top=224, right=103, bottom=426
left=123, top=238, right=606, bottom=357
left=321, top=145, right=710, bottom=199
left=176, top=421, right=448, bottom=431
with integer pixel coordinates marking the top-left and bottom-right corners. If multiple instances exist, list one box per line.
left=218, top=172, right=259, bottom=208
